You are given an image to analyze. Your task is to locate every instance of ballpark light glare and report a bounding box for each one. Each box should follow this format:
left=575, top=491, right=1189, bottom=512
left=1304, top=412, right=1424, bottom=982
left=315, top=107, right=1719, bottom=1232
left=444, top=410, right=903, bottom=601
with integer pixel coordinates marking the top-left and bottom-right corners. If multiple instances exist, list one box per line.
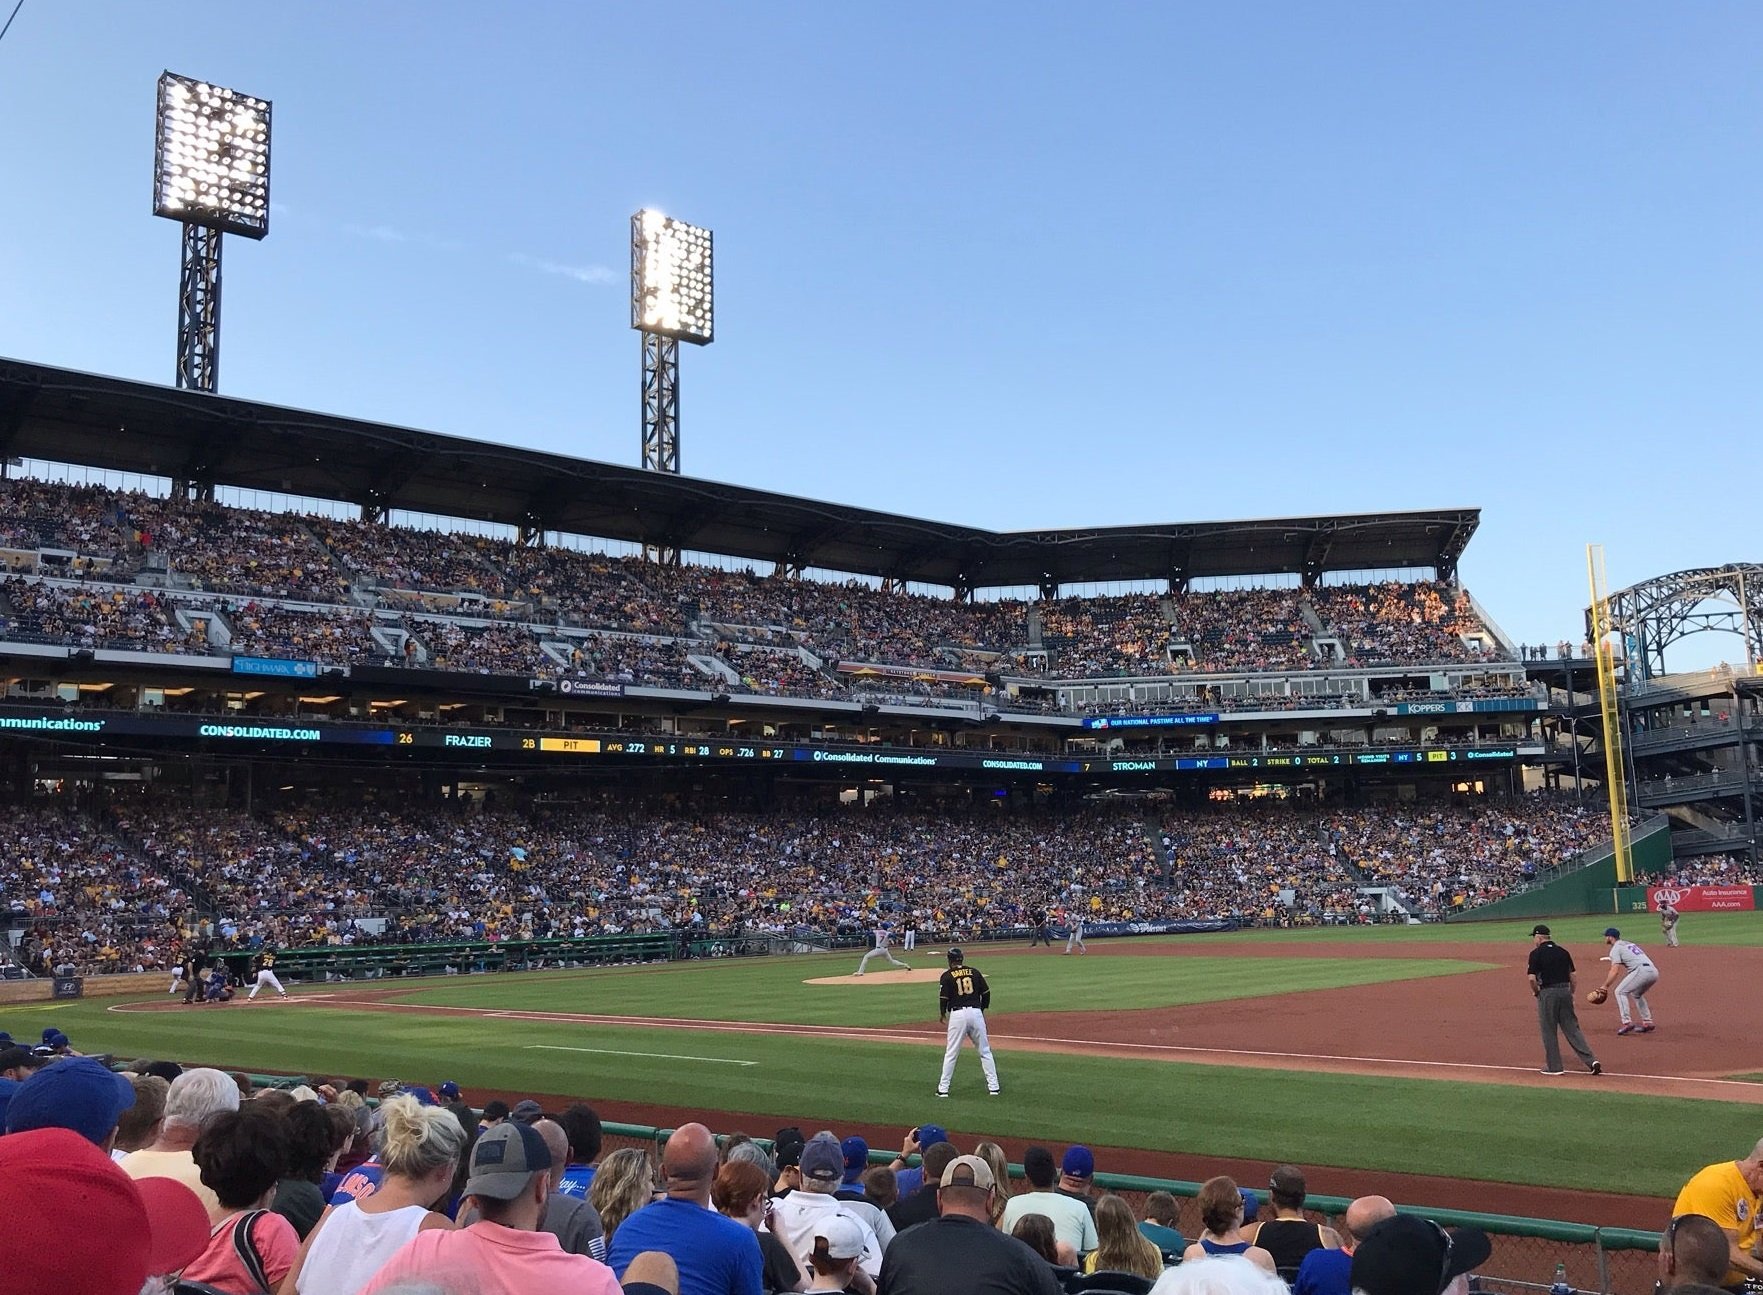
left=153, top=71, right=272, bottom=239
left=632, top=209, right=714, bottom=343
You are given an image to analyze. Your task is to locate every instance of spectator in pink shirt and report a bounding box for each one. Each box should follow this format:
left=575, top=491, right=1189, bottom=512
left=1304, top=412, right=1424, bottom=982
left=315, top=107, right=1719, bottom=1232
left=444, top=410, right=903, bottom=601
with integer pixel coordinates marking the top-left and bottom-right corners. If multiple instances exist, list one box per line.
left=360, top=1119, right=623, bottom=1295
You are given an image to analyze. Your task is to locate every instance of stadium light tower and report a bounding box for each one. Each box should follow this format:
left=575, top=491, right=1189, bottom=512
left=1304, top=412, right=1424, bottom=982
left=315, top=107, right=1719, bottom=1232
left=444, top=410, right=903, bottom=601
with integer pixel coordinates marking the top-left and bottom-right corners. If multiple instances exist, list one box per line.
left=631, top=209, right=713, bottom=478
left=153, top=71, right=272, bottom=392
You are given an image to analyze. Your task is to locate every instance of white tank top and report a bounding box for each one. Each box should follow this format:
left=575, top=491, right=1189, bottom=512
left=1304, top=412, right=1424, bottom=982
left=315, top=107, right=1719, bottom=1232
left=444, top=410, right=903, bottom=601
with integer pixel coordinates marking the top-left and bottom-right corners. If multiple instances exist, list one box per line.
left=295, top=1199, right=430, bottom=1295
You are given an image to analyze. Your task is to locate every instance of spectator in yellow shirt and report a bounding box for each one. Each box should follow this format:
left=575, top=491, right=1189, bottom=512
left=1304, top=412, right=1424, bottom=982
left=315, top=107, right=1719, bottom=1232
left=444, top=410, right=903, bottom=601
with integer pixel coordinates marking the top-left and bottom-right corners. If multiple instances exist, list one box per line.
left=1671, top=1139, right=1763, bottom=1287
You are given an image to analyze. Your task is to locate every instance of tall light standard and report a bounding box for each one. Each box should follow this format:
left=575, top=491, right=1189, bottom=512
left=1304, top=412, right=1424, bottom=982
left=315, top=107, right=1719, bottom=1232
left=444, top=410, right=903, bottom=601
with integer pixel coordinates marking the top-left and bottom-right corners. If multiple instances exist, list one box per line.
left=631, top=210, right=712, bottom=563
left=153, top=71, right=272, bottom=393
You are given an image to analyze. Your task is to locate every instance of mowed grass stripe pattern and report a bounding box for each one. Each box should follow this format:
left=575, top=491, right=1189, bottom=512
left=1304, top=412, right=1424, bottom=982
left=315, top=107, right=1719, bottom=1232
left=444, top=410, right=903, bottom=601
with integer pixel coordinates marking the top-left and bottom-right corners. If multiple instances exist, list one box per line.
left=1174, top=913, right=1763, bottom=948
left=58, top=994, right=1754, bottom=1199
left=386, top=954, right=1495, bottom=1026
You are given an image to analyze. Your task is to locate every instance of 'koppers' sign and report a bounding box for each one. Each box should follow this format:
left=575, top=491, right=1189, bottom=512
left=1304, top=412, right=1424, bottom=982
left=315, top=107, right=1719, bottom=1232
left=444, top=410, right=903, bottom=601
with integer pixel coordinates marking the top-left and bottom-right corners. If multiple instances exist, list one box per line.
left=1647, top=885, right=1756, bottom=913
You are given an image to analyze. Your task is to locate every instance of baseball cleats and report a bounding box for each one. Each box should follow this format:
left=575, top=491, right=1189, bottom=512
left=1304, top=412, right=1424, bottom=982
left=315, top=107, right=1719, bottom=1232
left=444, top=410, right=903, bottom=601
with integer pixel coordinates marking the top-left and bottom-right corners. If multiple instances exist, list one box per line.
left=1616, top=1024, right=1637, bottom=1036
left=1638, top=1023, right=1655, bottom=1033
left=1539, top=1069, right=1566, bottom=1076
left=988, top=1090, right=1001, bottom=1097
left=1590, top=1061, right=1603, bottom=1075
left=934, top=1091, right=949, bottom=1099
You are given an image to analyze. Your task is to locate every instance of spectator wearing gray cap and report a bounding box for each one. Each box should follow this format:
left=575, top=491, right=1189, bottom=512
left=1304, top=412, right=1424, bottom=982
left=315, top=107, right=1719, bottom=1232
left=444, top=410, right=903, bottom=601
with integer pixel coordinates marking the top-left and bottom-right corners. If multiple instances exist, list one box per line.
left=358, top=1119, right=622, bottom=1295
left=771, top=1134, right=884, bottom=1279
left=879, top=1156, right=1060, bottom=1295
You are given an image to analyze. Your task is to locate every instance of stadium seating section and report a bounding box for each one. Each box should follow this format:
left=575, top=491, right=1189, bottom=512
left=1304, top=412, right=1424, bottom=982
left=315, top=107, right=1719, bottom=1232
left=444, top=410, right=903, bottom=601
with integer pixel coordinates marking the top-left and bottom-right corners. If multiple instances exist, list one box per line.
left=0, top=794, right=1694, bottom=977
left=0, top=478, right=1515, bottom=704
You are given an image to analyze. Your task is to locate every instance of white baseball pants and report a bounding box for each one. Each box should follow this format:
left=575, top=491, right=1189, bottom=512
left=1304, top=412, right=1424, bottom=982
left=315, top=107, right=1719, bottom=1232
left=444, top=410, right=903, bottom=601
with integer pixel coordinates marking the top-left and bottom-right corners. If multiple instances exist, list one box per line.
left=1066, top=928, right=1086, bottom=954
left=903, top=929, right=916, bottom=950
left=856, top=947, right=909, bottom=974
left=1615, top=968, right=1657, bottom=1024
left=248, top=969, right=286, bottom=999
left=938, top=1006, right=999, bottom=1094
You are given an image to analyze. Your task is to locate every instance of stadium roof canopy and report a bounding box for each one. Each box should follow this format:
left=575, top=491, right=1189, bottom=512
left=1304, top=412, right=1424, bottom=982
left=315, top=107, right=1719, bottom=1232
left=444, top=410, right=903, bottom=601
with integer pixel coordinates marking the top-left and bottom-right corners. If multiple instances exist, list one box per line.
left=0, top=358, right=1478, bottom=589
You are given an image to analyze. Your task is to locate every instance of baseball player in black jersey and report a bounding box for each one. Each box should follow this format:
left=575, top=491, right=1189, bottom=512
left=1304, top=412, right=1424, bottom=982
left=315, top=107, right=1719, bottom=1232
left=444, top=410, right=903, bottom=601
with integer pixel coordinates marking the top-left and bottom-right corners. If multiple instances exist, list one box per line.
left=247, top=951, right=287, bottom=1000
left=936, top=948, right=1000, bottom=1098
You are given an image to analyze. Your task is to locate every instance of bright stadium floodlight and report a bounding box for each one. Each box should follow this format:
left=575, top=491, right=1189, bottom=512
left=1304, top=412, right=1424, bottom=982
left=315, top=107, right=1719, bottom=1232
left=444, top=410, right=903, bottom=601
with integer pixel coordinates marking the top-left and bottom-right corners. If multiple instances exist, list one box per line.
left=631, top=209, right=713, bottom=345
left=153, top=71, right=273, bottom=393
left=630, top=210, right=714, bottom=562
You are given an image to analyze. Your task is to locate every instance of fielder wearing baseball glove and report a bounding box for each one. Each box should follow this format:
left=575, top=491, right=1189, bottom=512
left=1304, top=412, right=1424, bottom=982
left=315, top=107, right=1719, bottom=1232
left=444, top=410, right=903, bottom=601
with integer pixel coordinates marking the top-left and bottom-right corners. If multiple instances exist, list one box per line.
left=1587, top=988, right=1608, bottom=1004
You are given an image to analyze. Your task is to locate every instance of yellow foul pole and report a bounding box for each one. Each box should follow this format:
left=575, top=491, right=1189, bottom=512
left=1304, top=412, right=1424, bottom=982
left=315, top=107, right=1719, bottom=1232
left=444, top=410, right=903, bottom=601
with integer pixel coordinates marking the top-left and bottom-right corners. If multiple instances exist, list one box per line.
left=1586, top=544, right=1633, bottom=884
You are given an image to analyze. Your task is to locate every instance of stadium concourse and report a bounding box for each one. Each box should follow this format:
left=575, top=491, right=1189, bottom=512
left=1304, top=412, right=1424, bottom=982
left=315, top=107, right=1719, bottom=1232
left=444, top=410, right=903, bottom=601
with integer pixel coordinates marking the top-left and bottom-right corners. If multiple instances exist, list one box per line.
left=3, top=793, right=1706, bottom=978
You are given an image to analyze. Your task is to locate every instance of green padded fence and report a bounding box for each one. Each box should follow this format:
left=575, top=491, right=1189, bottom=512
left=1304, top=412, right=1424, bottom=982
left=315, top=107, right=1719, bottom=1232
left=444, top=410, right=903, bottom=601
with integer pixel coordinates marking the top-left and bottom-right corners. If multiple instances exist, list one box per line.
left=1454, top=817, right=1676, bottom=921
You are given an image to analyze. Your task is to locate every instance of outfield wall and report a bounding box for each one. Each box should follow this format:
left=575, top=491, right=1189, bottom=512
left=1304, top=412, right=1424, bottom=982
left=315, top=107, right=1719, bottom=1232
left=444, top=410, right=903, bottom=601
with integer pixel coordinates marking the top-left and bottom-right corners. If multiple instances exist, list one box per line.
left=1452, top=817, right=1675, bottom=921
left=0, top=972, right=159, bottom=1004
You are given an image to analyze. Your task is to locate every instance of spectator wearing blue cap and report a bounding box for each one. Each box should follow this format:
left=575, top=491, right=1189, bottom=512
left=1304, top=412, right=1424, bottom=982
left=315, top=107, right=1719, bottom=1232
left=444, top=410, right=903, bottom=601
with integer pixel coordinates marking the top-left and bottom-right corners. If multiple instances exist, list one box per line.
left=38, top=1027, right=72, bottom=1056
left=438, top=1080, right=462, bottom=1102
left=839, top=1136, right=868, bottom=1192
left=771, top=1133, right=885, bottom=1279
left=4, top=1055, right=136, bottom=1150
left=1000, top=1146, right=1098, bottom=1257
left=888, top=1122, right=950, bottom=1198
left=1058, top=1145, right=1098, bottom=1217
left=831, top=1134, right=898, bottom=1251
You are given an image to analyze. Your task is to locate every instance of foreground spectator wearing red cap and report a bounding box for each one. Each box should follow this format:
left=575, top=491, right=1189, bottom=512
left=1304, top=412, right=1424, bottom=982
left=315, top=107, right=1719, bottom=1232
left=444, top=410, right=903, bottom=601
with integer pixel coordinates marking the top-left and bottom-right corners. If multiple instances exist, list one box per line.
left=0, top=1126, right=209, bottom=1295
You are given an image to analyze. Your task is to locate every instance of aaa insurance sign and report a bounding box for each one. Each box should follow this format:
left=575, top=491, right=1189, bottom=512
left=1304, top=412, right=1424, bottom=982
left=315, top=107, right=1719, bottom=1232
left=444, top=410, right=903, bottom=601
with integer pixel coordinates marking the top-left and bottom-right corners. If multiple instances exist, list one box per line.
left=1646, top=885, right=1757, bottom=912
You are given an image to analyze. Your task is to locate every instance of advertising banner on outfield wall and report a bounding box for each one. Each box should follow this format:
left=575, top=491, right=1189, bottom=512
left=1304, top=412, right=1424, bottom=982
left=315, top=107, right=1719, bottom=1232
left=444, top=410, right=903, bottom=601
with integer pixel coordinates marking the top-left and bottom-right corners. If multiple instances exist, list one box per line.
left=1645, top=884, right=1756, bottom=912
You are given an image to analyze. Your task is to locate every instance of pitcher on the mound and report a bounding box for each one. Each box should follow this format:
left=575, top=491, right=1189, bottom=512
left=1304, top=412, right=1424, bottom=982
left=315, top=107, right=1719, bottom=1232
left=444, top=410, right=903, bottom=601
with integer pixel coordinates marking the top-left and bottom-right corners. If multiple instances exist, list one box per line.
left=855, top=924, right=910, bottom=976
left=936, top=947, right=1000, bottom=1098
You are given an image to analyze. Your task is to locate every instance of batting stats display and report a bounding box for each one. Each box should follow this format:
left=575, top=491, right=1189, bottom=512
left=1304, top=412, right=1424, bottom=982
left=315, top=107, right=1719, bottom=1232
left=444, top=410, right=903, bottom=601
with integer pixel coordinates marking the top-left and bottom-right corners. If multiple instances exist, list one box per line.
left=0, top=708, right=1521, bottom=776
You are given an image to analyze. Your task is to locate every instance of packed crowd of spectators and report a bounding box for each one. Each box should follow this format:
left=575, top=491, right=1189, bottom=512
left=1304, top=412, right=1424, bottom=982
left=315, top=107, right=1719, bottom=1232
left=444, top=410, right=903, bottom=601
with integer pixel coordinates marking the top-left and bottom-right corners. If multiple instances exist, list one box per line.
left=727, top=647, right=847, bottom=700
left=0, top=790, right=1632, bottom=977
left=1038, top=594, right=1171, bottom=677
left=1313, top=583, right=1498, bottom=668
left=1173, top=589, right=1317, bottom=675
left=12, top=1045, right=1647, bottom=1295
left=412, top=617, right=553, bottom=676
left=565, top=634, right=707, bottom=687
left=226, top=602, right=392, bottom=666
left=0, top=579, right=205, bottom=653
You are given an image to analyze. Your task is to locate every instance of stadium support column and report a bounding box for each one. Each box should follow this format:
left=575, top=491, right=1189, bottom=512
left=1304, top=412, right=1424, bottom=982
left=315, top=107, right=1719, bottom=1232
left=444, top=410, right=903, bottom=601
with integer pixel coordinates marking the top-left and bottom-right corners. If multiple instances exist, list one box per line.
left=176, top=223, right=223, bottom=392
left=1736, top=681, right=1759, bottom=869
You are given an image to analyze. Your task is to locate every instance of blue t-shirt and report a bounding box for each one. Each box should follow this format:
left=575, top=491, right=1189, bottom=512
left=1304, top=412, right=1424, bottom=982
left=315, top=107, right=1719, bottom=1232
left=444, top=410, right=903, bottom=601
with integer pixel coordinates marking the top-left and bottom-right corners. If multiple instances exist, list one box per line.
left=1294, top=1246, right=1353, bottom=1295
left=894, top=1167, right=924, bottom=1197
left=327, top=1162, right=384, bottom=1205
left=558, top=1163, right=597, bottom=1198
left=607, top=1197, right=762, bottom=1295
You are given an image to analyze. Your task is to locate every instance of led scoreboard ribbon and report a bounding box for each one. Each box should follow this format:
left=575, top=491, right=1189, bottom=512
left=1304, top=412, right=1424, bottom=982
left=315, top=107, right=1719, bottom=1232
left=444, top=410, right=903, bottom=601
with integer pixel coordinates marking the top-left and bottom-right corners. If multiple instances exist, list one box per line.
left=0, top=708, right=1518, bottom=775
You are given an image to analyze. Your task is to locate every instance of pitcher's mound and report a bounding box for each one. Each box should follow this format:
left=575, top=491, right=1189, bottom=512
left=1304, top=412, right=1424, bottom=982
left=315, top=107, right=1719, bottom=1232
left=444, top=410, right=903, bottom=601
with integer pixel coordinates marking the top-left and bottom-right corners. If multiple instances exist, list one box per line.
left=806, top=968, right=945, bottom=986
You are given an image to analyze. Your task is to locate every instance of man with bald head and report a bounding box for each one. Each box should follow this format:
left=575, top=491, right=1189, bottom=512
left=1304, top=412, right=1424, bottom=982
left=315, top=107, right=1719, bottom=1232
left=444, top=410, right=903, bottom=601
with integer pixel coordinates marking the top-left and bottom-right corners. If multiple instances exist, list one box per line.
left=607, top=1122, right=762, bottom=1295
left=1294, top=1195, right=1395, bottom=1295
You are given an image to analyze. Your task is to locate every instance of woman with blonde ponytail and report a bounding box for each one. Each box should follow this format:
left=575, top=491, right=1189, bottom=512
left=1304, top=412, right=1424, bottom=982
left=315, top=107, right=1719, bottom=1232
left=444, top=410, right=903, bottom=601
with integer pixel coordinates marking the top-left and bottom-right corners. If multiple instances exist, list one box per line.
left=280, top=1095, right=466, bottom=1295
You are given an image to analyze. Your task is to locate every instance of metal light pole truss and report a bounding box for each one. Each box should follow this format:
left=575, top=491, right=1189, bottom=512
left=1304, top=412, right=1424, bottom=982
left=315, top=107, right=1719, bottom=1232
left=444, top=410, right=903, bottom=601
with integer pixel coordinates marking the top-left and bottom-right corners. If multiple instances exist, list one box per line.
left=176, top=223, right=224, bottom=392
left=640, top=331, right=681, bottom=476
left=1587, top=545, right=1635, bottom=883
left=1597, top=564, right=1763, bottom=682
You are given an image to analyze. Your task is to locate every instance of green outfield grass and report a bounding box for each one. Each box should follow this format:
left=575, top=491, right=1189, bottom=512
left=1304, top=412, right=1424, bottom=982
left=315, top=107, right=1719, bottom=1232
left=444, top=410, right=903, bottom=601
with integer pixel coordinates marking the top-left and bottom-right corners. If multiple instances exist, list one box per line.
left=23, top=986, right=1755, bottom=1200
left=381, top=953, right=1494, bottom=1026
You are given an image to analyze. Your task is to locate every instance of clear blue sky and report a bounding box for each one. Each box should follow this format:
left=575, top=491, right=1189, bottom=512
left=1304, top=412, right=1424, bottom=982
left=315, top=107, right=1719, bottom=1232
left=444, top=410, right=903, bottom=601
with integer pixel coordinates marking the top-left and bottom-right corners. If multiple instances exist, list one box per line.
left=2, top=3, right=1759, bottom=664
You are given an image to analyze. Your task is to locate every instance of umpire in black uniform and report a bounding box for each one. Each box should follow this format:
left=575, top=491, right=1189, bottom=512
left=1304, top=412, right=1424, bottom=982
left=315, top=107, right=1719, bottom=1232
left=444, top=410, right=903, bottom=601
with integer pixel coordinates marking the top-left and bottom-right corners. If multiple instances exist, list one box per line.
left=1526, top=924, right=1601, bottom=1076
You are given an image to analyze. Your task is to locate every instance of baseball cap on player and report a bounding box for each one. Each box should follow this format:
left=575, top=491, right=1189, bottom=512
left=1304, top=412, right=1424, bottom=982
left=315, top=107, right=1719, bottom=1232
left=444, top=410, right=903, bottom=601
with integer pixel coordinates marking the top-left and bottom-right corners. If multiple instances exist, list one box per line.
left=946, top=947, right=964, bottom=964
left=1603, top=927, right=1621, bottom=939
left=812, top=1214, right=867, bottom=1261
left=1530, top=924, right=1551, bottom=937
left=464, top=1120, right=552, bottom=1201
left=1351, top=1214, right=1492, bottom=1295
left=801, top=1132, right=845, bottom=1183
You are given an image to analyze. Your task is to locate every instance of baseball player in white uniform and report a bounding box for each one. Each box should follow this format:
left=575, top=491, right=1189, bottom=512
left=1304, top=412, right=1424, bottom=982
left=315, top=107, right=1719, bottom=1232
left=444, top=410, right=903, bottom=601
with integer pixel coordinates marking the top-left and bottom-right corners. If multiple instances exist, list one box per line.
left=1659, top=901, right=1681, bottom=947
left=1595, top=927, right=1658, bottom=1034
left=1064, top=914, right=1087, bottom=956
left=247, top=951, right=287, bottom=1000
left=936, top=947, right=1000, bottom=1098
left=854, top=925, right=910, bottom=976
